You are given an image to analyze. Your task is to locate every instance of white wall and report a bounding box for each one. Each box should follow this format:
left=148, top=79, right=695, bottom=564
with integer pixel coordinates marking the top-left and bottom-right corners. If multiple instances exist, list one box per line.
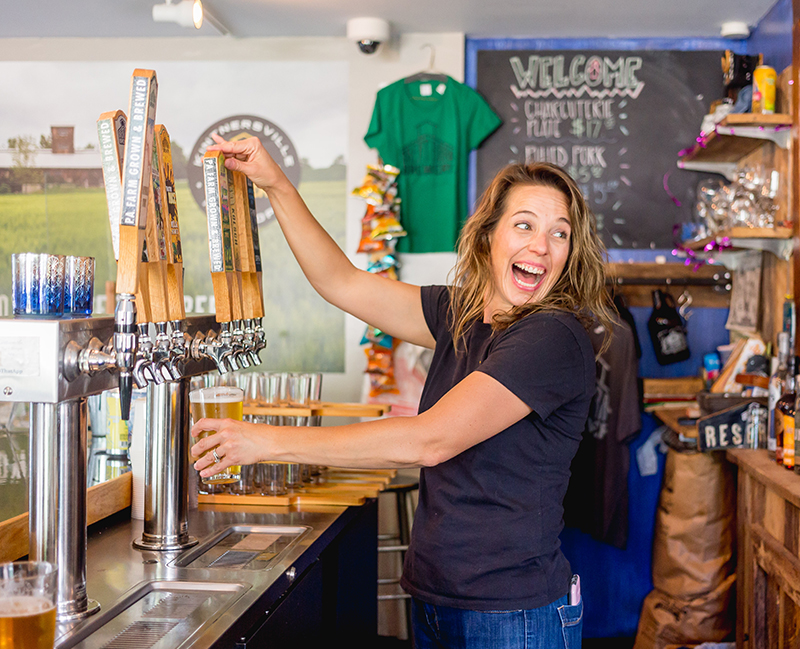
left=0, top=34, right=464, bottom=403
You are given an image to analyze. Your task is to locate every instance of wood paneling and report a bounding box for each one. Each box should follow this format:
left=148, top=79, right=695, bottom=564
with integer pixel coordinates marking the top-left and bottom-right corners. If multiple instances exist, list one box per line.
left=729, top=449, right=800, bottom=647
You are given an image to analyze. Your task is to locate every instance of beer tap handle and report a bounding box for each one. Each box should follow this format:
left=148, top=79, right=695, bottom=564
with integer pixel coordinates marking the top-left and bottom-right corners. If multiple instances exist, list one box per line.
left=230, top=171, right=260, bottom=365
left=246, top=177, right=267, bottom=362
left=97, top=110, right=127, bottom=264
left=226, top=169, right=251, bottom=368
left=115, top=68, right=158, bottom=419
left=202, top=151, right=236, bottom=372
left=146, top=139, right=171, bottom=325
left=155, top=126, right=188, bottom=379
left=97, top=107, right=153, bottom=393
left=245, top=177, right=265, bottom=319
left=154, top=125, right=185, bottom=322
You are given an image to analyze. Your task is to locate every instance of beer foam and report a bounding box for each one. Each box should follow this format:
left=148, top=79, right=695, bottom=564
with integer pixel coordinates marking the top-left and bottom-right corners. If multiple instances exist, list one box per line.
left=189, top=387, right=243, bottom=403
left=0, top=595, right=54, bottom=617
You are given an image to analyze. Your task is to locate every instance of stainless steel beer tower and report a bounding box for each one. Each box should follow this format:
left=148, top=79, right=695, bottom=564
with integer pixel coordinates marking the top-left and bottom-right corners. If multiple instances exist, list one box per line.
left=30, top=400, right=100, bottom=620
left=132, top=314, right=223, bottom=551
left=133, top=379, right=196, bottom=551
left=0, top=314, right=225, bottom=621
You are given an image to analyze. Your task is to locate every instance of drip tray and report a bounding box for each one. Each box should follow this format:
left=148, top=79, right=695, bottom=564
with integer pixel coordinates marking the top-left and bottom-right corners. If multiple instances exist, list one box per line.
left=59, top=581, right=249, bottom=649
left=171, top=525, right=311, bottom=571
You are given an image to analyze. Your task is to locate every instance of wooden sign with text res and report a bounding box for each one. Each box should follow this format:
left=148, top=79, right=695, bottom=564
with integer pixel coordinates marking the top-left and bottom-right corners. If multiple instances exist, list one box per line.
left=697, top=401, right=757, bottom=452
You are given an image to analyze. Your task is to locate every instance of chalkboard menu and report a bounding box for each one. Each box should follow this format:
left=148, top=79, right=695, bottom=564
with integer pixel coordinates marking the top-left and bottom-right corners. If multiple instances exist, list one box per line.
left=476, top=50, right=725, bottom=249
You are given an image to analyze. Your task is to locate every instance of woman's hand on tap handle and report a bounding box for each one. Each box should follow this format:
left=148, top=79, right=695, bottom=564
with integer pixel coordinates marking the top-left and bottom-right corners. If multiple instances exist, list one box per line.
left=207, top=133, right=289, bottom=194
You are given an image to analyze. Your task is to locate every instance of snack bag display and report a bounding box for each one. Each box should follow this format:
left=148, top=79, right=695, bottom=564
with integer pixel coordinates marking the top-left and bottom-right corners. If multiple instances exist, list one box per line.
left=352, top=163, right=407, bottom=397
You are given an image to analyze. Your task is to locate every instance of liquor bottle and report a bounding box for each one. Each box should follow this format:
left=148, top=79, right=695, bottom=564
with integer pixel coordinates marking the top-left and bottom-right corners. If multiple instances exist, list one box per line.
left=776, top=355, right=796, bottom=466
left=768, top=332, right=791, bottom=459
left=788, top=356, right=800, bottom=470
left=793, top=381, right=800, bottom=474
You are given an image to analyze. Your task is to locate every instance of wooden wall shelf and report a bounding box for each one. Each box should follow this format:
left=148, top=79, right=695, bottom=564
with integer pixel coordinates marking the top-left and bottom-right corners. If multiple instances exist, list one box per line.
left=607, top=262, right=731, bottom=308
left=678, top=114, right=792, bottom=180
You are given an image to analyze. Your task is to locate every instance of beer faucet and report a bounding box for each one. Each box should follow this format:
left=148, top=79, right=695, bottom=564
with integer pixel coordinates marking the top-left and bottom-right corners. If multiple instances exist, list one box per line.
left=251, top=318, right=267, bottom=364
left=152, top=322, right=174, bottom=382
left=219, top=322, right=241, bottom=372
left=242, top=319, right=259, bottom=366
left=168, top=321, right=191, bottom=377
left=230, top=320, right=251, bottom=369
left=190, top=328, right=229, bottom=374
left=132, top=322, right=157, bottom=387
left=112, top=69, right=158, bottom=418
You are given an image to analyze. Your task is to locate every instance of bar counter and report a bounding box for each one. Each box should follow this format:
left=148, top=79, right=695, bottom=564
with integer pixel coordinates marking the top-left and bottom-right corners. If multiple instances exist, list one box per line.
left=56, top=499, right=378, bottom=648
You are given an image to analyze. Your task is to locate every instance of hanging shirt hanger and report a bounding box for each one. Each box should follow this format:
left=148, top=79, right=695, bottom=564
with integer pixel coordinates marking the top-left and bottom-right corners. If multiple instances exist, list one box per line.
left=404, top=44, right=449, bottom=84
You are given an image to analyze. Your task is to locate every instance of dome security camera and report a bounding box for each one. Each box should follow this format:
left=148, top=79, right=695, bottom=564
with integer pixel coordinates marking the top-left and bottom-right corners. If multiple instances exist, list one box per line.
left=357, top=39, right=381, bottom=55
left=347, top=17, right=390, bottom=55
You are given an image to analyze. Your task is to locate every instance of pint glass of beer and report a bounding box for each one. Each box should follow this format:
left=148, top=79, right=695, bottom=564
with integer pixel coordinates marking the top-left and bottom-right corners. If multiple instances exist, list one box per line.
left=0, top=561, right=57, bottom=649
left=189, top=386, right=244, bottom=485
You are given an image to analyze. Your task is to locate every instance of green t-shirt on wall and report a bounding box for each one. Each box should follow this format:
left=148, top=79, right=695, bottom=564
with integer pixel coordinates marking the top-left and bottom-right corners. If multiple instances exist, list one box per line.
left=364, top=76, right=501, bottom=253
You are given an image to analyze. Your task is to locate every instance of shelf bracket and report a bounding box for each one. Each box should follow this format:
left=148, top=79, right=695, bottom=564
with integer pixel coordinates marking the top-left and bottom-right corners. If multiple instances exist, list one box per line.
left=676, top=160, right=737, bottom=181
left=714, top=124, right=791, bottom=150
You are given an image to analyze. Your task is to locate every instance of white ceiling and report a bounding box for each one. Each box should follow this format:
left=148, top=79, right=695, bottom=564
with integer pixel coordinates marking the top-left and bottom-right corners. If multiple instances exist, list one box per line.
left=0, top=0, right=781, bottom=40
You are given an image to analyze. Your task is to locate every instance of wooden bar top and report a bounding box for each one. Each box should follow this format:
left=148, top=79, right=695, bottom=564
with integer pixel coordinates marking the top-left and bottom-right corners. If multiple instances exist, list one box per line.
left=726, top=448, right=800, bottom=511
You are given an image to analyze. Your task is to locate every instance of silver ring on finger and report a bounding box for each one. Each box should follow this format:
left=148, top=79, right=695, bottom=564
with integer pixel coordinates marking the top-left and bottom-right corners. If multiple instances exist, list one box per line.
left=212, top=448, right=222, bottom=464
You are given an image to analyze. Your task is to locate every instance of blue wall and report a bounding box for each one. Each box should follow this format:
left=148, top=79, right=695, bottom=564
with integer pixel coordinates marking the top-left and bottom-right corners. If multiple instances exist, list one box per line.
left=466, top=14, right=791, bottom=637
left=749, top=0, right=792, bottom=73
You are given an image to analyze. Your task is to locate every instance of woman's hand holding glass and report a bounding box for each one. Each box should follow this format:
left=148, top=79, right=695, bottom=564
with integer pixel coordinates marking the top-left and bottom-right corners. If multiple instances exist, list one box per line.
left=190, top=416, right=272, bottom=482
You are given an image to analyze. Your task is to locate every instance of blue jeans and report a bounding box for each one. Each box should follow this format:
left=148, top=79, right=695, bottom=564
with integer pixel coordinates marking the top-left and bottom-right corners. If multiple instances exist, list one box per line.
left=410, top=594, right=583, bottom=649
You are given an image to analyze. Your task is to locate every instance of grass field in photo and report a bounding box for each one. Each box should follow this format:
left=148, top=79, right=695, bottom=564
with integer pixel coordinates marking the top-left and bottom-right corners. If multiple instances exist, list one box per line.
left=0, top=178, right=346, bottom=371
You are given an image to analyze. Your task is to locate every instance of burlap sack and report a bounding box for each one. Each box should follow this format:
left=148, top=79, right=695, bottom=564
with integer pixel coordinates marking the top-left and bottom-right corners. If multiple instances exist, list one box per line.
left=633, top=574, right=736, bottom=649
left=651, top=449, right=736, bottom=598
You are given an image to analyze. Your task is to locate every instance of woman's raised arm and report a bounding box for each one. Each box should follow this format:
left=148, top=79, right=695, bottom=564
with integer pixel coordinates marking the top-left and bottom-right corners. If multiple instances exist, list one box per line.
left=207, top=134, right=435, bottom=349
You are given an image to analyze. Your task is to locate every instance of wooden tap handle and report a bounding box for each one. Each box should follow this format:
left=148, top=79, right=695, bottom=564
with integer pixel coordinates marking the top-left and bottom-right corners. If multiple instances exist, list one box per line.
left=224, top=166, right=245, bottom=322
left=246, top=178, right=265, bottom=318
left=116, top=69, right=158, bottom=299
left=203, top=151, right=234, bottom=323
left=145, top=141, right=170, bottom=323
left=97, top=110, right=126, bottom=262
left=154, top=125, right=186, bottom=320
left=230, top=169, right=259, bottom=319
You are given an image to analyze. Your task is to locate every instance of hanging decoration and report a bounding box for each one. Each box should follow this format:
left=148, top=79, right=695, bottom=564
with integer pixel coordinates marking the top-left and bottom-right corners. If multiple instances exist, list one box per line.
left=352, top=163, right=406, bottom=397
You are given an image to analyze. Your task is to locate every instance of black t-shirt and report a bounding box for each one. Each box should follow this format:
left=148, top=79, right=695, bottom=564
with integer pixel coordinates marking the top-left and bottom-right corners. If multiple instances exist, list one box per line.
left=400, top=285, right=596, bottom=610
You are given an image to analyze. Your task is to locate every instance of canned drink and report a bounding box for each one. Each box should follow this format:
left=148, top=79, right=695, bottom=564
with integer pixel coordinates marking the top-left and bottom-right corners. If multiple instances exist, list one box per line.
left=752, top=65, right=777, bottom=114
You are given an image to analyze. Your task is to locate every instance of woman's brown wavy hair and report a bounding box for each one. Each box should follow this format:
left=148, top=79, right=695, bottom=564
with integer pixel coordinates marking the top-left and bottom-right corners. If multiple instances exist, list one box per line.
left=449, top=161, right=615, bottom=353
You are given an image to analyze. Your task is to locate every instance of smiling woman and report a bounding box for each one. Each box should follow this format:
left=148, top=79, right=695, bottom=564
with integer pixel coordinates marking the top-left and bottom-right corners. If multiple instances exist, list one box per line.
left=450, top=161, right=615, bottom=353
left=486, top=184, right=571, bottom=316
left=190, top=138, right=616, bottom=648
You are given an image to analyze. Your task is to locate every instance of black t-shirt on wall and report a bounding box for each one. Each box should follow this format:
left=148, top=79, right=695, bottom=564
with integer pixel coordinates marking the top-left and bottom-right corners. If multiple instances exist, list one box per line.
left=400, top=285, right=596, bottom=611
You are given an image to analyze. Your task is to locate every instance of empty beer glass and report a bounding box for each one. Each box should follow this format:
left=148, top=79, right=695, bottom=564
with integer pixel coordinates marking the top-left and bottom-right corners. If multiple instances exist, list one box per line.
left=0, top=561, right=57, bottom=649
left=257, top=372, right=288, bottom=495
left=63, top=255, right=95, bottom=316
left=12, top=253, right=66, bottom=317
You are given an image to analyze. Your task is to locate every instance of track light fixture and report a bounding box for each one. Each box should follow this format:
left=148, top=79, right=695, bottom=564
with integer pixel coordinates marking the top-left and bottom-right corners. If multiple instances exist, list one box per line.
left=152, top=0, right=204, bottom=29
